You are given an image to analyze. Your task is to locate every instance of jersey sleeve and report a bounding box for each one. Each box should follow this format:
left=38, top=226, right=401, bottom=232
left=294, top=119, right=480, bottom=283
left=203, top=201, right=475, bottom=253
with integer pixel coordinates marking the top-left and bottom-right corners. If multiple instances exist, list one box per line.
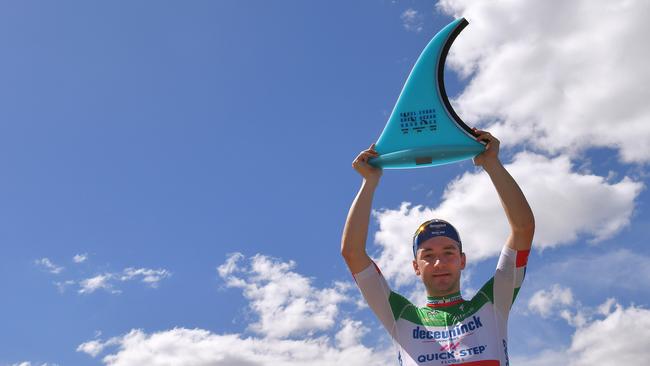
left=352, top=262, right=408, bottom=338
left=492, top=246, right=530, bottom=316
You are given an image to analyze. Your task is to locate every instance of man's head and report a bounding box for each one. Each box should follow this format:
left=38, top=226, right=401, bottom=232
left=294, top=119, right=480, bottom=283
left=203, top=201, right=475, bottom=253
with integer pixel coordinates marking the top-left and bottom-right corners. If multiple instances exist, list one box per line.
left=412, top=219, right=466, bottom=296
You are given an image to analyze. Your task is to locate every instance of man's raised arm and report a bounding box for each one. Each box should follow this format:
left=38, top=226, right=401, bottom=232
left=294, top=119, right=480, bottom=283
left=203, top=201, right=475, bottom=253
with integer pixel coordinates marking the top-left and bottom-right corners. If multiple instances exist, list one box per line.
left=341, top=144, right=382, bottom=274
left=473, top=129, right=535, bottom=251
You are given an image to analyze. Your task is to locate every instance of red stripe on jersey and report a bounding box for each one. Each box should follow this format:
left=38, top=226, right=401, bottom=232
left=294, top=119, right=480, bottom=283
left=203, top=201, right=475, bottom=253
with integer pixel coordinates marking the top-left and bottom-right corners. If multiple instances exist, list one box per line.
left=516, top=249, right=530, bottom=268
left=372, top=261, right=382, bottom=274
left=426, top=298, right=464, bottom=308
left=457, top=360, right=500, bottom=366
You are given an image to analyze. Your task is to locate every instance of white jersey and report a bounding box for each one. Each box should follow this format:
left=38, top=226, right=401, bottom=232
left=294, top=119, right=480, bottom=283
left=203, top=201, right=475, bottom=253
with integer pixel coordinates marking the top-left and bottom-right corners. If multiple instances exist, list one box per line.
left=353, top=246, right=529, bottom=366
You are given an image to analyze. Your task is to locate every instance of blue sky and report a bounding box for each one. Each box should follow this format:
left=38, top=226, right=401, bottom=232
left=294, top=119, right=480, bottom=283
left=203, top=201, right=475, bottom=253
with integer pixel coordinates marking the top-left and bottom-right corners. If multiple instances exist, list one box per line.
left=2, top=1, right=649, bottom=365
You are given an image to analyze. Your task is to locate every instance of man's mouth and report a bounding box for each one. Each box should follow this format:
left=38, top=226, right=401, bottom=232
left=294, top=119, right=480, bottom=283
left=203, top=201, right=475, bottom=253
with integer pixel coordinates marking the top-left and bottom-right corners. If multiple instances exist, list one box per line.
left=432, top=273, right=451, bottom=278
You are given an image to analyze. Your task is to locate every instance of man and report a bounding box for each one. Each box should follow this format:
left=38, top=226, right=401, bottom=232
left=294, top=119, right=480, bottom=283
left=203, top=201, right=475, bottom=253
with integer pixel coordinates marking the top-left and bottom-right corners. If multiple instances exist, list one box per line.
left=341, top=129, right=534, bottom=365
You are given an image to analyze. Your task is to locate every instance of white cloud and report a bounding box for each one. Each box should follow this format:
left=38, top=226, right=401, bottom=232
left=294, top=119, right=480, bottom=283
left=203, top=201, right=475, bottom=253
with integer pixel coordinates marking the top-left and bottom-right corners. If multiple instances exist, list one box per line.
left=437, top=0, right=650, bottom=163
left=77, top=340, right=108, bottom=358
left=78, top=328, right=392, bottom=366
left=36, top=253, right=172, bottom=294
left=528, top=284, right=574, bottom=318
left=39, top=264, right=172, bottom=294
left=77, top=267, right=172, bottom=295
left=218, top=253, right=352, bottom=339
left=76, top=336, right=121, bottom=358
left=120, top=268, right=171, bottom=288
left=79, top=274, right=118, bottom=294
left=334, top=319, right=369, bottom=349
left=517, top=296, right=650, bottom=365
left=78, top=253, right=392, bottom=366
left=568, top=302, right=650, bottom=365
left=401, top=8, right=423, bottom=33
left=54, top=280, right=76, bottom=293
left=525, top=285, right=587, bottom=327
left=597, top=298, right=617, bottom=316
left=217, top=252, right=244, bottom=278
left=73, top=253, right=88, bottom=263
left=372, top=152, right=642, bottom=287
left=34, top=258, right=64, bottom=274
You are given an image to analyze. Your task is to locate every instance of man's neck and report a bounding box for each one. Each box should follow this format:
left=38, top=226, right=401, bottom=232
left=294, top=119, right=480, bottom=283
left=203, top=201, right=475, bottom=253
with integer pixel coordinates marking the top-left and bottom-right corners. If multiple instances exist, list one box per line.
left=426, top=290, right=464, bottom=308
left=426, top=284, right=461, bottom=299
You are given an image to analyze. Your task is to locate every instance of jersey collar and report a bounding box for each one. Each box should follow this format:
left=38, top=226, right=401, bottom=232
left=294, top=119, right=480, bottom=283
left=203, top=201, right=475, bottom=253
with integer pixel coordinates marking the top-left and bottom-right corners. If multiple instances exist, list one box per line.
left=426, top=291, right=464, bottom=308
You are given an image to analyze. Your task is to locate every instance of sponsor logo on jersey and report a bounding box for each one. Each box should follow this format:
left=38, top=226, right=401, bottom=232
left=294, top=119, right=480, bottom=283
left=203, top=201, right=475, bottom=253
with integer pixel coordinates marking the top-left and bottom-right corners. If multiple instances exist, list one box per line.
left=439, top=341, right=461, bottom=352
left=412, top=315, right=483, bottom=341
left=417, top=345, right=487, bottom=363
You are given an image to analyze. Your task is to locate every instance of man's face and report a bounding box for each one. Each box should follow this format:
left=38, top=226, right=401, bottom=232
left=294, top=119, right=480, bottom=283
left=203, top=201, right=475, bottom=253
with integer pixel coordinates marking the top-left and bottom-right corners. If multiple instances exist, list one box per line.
left=412, top=236, right=466, bottom=296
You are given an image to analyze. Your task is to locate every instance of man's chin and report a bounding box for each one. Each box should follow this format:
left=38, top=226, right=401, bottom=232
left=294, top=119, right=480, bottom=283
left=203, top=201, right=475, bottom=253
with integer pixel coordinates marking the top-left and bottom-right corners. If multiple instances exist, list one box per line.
left=426, top=279, right=458, bottom=294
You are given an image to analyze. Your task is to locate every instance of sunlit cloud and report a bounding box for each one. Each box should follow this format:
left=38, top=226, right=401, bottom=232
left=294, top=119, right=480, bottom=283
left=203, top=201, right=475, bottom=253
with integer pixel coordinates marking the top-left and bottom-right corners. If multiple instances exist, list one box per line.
left=34, top=258, right=64, bottom=274
left=371, top=152, right=642, bottom=288
left=401, top=8, right=424, bottom=33
left=438, top=0, right=650, bottom=163
left=77, top=253, right=392, bottom=366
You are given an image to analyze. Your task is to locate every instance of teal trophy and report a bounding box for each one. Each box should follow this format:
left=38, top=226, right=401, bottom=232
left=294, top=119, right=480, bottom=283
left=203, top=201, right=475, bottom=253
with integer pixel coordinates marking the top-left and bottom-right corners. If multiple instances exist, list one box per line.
left=370, top=18, right=485, bottom=169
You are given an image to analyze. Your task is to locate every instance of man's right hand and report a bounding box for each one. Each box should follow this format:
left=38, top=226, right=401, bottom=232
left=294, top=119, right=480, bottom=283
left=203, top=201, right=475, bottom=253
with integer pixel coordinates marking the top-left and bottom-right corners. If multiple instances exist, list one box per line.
left=352, top=144, right=382, bottom=183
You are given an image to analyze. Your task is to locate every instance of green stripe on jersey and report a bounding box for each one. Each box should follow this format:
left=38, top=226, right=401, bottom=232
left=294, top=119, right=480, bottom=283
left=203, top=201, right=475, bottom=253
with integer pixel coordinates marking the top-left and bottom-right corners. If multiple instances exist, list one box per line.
left=388, top=278, right=497, bottom=326
left=512, top=286, right=521, bottom=305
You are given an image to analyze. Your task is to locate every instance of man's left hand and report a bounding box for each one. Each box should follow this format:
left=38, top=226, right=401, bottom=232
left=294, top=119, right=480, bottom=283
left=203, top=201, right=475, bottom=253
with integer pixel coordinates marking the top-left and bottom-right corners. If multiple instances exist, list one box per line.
left=472, top=128, right=500, bottom=167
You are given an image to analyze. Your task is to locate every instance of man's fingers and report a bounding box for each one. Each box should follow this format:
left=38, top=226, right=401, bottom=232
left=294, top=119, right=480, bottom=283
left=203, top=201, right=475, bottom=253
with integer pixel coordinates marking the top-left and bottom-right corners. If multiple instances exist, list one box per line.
left=362, top=152, right=378, bottom=163
left=473, top=131, right=500, bottom=149
left=476, top=132, right=493, bottom=141
left=473, top=128, right=494, bottom=140
left=361, top=149, right=379, bottom=157
left=353, top=145, right=380, bottom=168
left=354, top=152, right=376, bottom=165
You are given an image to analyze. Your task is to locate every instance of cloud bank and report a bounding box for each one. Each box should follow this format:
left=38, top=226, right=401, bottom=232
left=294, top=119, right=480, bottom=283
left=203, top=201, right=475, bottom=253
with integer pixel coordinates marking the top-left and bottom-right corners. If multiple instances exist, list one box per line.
left=217, top=253, right=353, bottom=339
left=520, top=285, right=650, bottom=365
left=78, top=253, right=392, bottom=366
left=77, top=327, right=392, bottom=366
left=371, top=152, right=642, bottom=288
left=437, top=0, right=650, bottom=163
left=36, top=255, right=172, bottom=295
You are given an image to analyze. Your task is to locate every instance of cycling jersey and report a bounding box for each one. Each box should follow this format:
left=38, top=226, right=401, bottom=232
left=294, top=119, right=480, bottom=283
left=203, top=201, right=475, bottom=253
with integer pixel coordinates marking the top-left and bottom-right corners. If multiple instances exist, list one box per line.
left=353, top=246, right=529, bottom=365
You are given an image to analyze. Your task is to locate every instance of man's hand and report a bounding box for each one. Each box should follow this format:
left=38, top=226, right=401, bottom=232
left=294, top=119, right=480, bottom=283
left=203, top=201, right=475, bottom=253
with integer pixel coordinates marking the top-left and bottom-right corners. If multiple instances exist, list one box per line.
left=352, top=144, right=382, bottom=183
left=472, top=128, right=500, bottom=167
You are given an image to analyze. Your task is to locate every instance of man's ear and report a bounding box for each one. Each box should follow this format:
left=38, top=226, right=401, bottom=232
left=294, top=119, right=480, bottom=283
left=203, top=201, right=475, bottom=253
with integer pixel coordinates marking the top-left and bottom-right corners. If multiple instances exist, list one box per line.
left=412, top=259, right=421, bottom=275
left=460, top=252, right=466, bottom=270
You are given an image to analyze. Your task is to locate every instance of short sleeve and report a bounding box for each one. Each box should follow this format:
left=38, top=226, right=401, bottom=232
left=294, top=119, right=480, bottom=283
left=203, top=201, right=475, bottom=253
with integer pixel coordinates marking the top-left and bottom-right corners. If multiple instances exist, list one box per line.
left=493, top=246, right=530, bottom=315
left=352, top=262, right=400, bottom=337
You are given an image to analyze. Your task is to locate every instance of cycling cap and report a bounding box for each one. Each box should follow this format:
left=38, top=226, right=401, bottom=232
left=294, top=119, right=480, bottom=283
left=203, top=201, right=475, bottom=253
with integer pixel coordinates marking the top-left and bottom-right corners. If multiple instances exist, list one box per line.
left=413, top=219, right=462, bottom=257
